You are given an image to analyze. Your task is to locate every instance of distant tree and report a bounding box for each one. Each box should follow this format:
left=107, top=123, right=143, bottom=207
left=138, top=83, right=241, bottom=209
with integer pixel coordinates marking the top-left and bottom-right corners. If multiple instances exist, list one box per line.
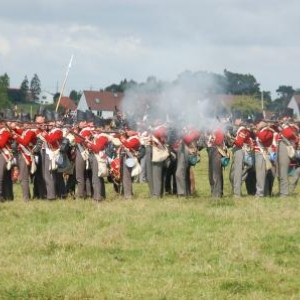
left=123, top=79, right=138, bottom=91
left=174, top=70, right=227, bottom=95
left=30, top=74, right=41, bottom=101
left=1, top=73, right=10, bottom=88
left=0, top=73, right=11, bottom=108
left=212, top=73, right=227, bottom=94
left=260, top=90, right=272, bottom=110
left=20, top=76, right=30, bottom=102
left=270, top=98, right=285, bottom=114
left=272, top=85, right=295, bottom=114
left=105, top=83, right=122, bottom=93
left=294, top=88, right=300, bottom=95
left=224, top=69, right=260, bottom=95
left=261, top=90, right=272, bottom=102
left=105, top=79, right=138, bottom=93
left=53, top=92, right=60, bottom=104
left=276, top=85, right=295, bottom=99
left=229, top=95, right=262, bottom=116
left=69, top=90, right=82, bottom=103
left=7, top=89, right=21, bottom=103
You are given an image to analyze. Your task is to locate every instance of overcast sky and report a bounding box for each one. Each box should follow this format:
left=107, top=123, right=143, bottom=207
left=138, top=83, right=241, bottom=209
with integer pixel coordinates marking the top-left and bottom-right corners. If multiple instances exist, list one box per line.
left=1, top=0, right=300, bottom=98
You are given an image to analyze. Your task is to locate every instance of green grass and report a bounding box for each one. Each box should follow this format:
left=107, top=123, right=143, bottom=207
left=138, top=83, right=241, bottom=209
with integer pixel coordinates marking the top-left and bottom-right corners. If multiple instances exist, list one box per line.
left=1, top=153, right=300, bottom=299
left=14, top=103, right=40, bottom=115
left=14, top=103, right=54, bottom=117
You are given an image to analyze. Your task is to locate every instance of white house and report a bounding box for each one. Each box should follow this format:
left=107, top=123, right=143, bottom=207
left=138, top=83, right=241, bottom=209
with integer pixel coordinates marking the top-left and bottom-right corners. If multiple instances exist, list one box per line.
left=287, top=94, right=300, bottom=120
left=77, top=90, right=123, bottom=118
left=36, top=90, right=54, bottom=105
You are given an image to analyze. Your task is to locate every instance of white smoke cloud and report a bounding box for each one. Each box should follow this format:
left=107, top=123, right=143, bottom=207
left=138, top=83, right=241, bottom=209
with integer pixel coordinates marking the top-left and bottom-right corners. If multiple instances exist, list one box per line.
left=121, top=71, right=228, bottom=132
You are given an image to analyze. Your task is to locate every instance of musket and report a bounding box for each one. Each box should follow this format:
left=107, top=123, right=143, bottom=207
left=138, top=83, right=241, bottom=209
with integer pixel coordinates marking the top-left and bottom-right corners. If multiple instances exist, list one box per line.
left=3, top=122, right=14, bottom=134
left=92, top=130, right=124, bottom=136
left=55, top=54, right=74, bottom=112
left=67, top=129, right=91, bottom=144
left=2, top=122, right=26, bottom=140
left=117, top=147, right=125, bottom=195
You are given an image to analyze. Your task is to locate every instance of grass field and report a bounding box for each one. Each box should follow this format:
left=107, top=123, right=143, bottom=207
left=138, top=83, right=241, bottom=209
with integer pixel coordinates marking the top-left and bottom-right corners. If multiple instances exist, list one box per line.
left=14, top=103, right=40, bottom=116
left=1, top=152, right=300, bottom=299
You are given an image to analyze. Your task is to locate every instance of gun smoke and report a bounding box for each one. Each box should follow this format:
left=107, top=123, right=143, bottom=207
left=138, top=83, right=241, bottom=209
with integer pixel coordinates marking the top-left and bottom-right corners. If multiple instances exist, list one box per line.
left=120, top=71, right=229, bottom=131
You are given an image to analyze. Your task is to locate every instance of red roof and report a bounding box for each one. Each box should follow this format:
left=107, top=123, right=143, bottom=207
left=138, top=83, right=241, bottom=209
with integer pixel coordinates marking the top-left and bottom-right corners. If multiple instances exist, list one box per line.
left=83, top=91, right=123, bottom=110
left=58, top=96, right=77, bottom=111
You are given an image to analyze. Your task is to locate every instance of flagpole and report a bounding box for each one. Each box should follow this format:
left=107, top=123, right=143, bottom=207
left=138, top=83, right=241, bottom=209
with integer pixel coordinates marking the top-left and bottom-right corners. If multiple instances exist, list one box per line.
left=55, top=54, right=74, bottom=112
left=261, top=90, right=264, bottom=110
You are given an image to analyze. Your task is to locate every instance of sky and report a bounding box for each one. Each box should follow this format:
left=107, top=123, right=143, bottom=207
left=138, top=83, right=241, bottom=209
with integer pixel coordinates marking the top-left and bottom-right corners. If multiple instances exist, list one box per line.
left=1, top=0, right=300, bottom=99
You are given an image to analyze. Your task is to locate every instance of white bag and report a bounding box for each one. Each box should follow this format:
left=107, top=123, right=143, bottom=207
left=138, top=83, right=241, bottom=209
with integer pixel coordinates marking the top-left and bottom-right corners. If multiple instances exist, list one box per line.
left=98, top=160, right=109, bottom=177
left=262, top=152, right=272, bottom=170
left=131, top=158, right=142, bottom=177
left=30, top=156, right=37, bottom=174
left=47, top=149, right=60, bottom=171
left=152, top=145, right=169, bottom=162
left=95, top=153, right=109, bottom=177
left=286, top=145, right=295, bottom=159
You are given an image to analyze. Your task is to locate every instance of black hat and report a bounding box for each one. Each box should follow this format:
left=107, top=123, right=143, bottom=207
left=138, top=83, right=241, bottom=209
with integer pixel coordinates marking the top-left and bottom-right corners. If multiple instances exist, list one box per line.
left=20, top=112, right=31, bottom=123
left=245, top=116, right=254, bottom=124
left=54, top=112, right=63, bottom=122
left=253, top=112, right=264, bottom=123
left=281, top=108, right=294, bottom=119
left=4, top=108, right=17, bottom=121
left=36, top=105, right=45, bottom=117
left=64, top=115, right=74, bottom=125
left=44, top=110, right=54, bottom=122
left=76, top=110, right=86, bottom=122
left=94, top=117, right=105, bottom=127
left=270, top=113, right=278, bottom=121
left=86, top=110, right=95, bottom=123
left=232, top=111, right=243, bottom=121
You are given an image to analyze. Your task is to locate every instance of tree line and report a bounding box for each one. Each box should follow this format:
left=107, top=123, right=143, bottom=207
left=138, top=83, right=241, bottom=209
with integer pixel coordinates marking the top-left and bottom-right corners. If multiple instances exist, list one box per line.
left=0, top=73, right=42, bottom=107
left=0, top=69, right=299, bottom=117
left=0, top=73, right=82, bottom=111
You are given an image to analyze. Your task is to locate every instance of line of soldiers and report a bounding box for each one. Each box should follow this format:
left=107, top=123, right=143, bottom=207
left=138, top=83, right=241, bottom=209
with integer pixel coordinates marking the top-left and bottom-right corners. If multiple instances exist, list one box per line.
left=0, top=107, right=144, bottom=202
left=0, top=105, right=203, bottom=202
left=209, top=111, right=300, bottom=198
left=0, top=106, right=299, bottom=202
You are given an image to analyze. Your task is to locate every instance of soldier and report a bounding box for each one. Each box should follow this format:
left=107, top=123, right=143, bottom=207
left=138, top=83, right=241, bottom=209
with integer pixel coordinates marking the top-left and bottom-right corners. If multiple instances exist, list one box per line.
left=53, top=111, right=70, bottom=199
left=176, top=127, right=200, bottom=197
left=85, top=110, right=96, bottom=197
left=147, top=123, right=169, bottom=198
left=74, top=110, right=93, bottom=200
left=0, top=109, right=15, bottom=201
left=87, top=132, right=110, bottom=202
left=32, top=106, right=47, bottom=199
left=229, top=113, right=255, bottom=197
left=136, top=121, right=148, bottom=184
left=58, top=117, right=77, bottom=198
left=105, top=131, right=122, bottom=194
left=12, top=112, right=37, bottom=201
left=119, top=129, right=141, bottom=199
left=164, top=125, right=179, bottom=195
left=276, top=110, right=299, bottom=197
left=38, top=110, right=63, bottom=200
left=253, top=113, right=275, bottom=197
left=207, top=127, right=227, bottom=198
left=289, top=135, right=300, bottom=194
